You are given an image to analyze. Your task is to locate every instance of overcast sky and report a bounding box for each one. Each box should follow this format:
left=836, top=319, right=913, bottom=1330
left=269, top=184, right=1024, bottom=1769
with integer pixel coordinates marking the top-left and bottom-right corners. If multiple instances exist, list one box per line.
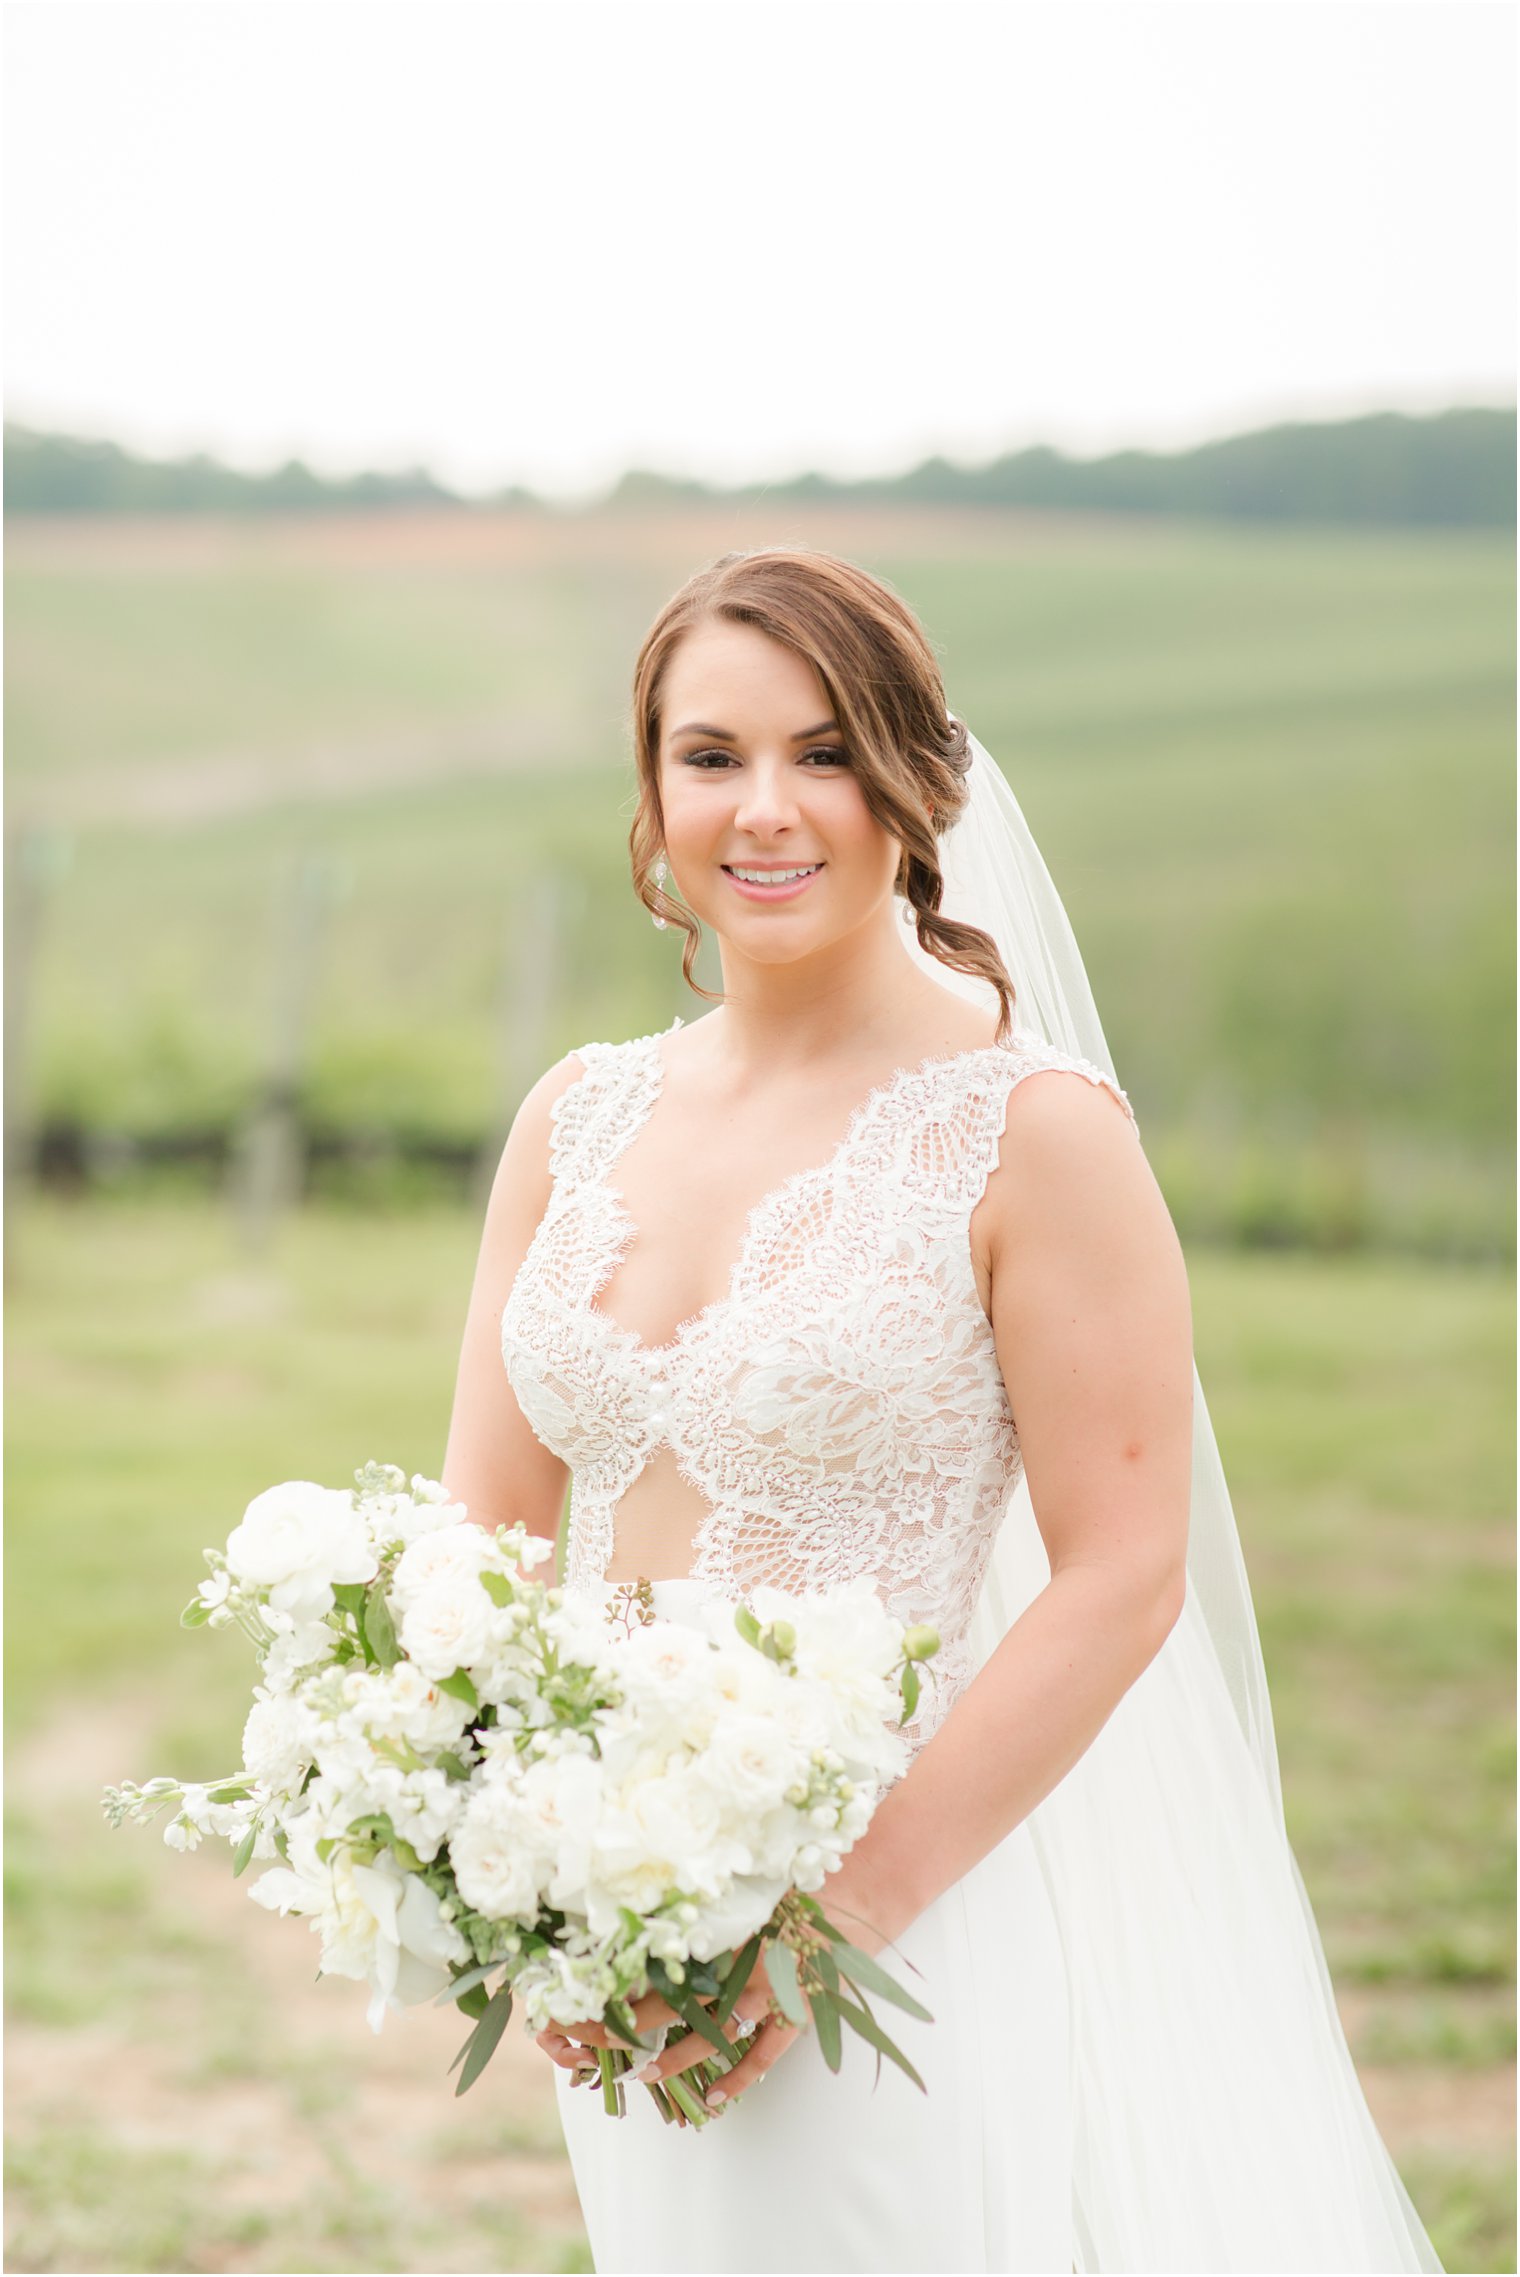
left=4, top=0, right=1513, bottom=502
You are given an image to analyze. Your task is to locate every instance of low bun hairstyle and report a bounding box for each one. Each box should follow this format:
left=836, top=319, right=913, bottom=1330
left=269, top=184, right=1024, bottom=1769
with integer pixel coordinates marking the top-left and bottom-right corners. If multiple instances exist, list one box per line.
left=628, top=548, right=1016, bottom=1040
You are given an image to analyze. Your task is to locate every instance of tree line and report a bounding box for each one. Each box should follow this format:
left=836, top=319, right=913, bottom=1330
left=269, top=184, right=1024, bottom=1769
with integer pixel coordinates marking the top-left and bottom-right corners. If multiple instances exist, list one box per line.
left=5, top=405, right=1513, bottom=526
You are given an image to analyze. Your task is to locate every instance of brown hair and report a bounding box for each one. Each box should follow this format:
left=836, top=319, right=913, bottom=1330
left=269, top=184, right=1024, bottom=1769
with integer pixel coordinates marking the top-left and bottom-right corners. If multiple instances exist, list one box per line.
left=628, top=547, right=1016, bottom=1038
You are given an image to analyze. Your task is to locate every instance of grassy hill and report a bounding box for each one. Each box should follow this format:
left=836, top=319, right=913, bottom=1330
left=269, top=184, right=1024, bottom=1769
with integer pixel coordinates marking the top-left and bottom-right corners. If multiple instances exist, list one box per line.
left=5, top=502, right=1513, bottom=1253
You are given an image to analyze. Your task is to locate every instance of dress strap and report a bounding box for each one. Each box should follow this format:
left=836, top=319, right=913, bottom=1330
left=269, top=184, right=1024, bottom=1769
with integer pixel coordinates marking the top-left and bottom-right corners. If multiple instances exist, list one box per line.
left=546, top=1019, right=683, bottom=1195
left=854, top=1029, right=1138, bottom=1222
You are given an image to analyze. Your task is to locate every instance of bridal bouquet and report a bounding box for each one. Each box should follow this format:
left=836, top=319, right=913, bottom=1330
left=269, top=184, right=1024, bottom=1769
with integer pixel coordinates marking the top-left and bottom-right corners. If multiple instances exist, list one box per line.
left=104, top=1463, right=940, bottom=2126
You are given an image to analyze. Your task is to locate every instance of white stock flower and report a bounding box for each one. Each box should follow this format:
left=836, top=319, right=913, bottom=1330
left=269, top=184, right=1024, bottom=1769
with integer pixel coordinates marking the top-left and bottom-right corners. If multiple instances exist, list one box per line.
left=337, top=1663, right=472, bottom=1753
left=242, top=1691, right=316, bottom=1790
left=226, top=1482, right=377, bottom=1624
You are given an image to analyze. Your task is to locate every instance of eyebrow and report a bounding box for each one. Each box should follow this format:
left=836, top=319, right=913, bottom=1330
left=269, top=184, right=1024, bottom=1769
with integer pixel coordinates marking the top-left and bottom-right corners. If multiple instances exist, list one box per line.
left=669, top=719, right=840, bottom=742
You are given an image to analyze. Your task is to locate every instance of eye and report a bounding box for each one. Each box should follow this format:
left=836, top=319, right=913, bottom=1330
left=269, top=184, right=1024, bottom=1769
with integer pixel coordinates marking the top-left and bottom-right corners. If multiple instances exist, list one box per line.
left=802, top=746, right=851, bottom=767
left=680, top=749, right=739, bottom=769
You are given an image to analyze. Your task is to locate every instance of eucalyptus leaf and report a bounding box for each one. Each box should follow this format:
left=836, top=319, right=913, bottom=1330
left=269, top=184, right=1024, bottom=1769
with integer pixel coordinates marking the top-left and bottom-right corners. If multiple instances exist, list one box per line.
left=714, top=1932, right=763, bottom=2025
left=672, top=1989, right=738, bottom=2064
left=453, top=1981, right=514, bottom=2095
left=832, top=1991, right=926, bottom=2093
left=433, top=1961, right=502, bottom=2008
left=231, top=1822, right=258, bottom=1878
left=830, top=1938, right=933, bottom=2021
left=763, top=1939, right=807, bottom=2029
left=809, top=1990, right=843, bottom=2073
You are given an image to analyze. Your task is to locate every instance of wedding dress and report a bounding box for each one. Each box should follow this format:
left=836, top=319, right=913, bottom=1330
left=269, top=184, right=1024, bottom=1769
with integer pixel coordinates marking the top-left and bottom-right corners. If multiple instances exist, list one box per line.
left=500, top=1012, right=1443, bottom=2274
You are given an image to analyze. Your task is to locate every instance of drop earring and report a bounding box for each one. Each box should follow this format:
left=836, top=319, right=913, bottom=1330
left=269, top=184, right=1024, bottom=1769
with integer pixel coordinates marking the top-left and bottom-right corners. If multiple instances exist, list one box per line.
left=652, top=855, right=669, bottom=929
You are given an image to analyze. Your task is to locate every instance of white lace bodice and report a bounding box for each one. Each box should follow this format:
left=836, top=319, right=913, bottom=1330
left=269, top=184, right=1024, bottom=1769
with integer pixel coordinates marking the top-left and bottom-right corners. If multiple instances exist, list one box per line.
left=501, top=1016, right=1137, bottom=1751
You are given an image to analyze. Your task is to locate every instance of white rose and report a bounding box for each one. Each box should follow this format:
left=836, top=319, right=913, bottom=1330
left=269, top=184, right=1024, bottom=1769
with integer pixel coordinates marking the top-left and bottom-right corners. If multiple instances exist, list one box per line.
left=396, top=1577, right=495, bottom=1681
left=514, top=1752, right=606, bottom=1912
left=692, top=1713, right=808, bottom=1822
left=451, top=1778, right=546, bottom=1921
left=390, top=1523, right=492, bottom=1614
left=226, top=1482, right=377, bottom=1624
left=682, top=1872, right=791, bottom=1964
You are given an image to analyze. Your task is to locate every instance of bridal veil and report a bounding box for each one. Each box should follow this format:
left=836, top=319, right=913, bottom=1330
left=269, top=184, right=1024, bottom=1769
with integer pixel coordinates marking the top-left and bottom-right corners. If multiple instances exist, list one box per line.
left=900, top=729, right=1444, bottom=2274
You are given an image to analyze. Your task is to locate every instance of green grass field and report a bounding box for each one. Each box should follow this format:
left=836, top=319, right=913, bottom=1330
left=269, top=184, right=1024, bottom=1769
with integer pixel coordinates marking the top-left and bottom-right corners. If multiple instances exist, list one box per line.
left=4, top=1194, right=1513, bottom=2272
left=6, top=506, right=1513, bottom=1255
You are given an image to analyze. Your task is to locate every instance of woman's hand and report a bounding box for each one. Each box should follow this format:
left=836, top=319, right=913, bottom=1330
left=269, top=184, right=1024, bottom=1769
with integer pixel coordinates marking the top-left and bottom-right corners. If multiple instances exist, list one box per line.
left=535, top=1959, right=800, bottom=2117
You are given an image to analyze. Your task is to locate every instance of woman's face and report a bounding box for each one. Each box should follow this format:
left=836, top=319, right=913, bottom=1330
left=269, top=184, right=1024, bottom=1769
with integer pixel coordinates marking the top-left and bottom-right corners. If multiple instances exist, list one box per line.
left=654, top=619, right=904, bottom=964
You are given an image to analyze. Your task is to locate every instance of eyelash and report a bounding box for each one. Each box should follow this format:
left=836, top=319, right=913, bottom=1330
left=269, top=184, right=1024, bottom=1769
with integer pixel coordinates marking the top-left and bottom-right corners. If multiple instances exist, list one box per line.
left=681, top=747, right=850, bottom=770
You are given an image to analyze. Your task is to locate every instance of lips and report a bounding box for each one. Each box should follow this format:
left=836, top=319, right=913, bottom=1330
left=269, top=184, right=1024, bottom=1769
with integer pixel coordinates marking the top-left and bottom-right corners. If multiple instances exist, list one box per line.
left=721, top=862, right=825, bottom=903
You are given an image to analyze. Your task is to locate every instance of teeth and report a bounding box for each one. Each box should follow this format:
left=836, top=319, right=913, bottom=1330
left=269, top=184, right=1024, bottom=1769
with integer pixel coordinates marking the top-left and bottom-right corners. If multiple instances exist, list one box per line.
left=728, top=865, right=820, bottom=885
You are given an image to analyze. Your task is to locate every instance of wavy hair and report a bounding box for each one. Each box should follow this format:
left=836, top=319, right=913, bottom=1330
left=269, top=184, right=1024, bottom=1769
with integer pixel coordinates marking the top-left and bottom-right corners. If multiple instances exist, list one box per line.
left=628, top=547, right=1016, bottom=1038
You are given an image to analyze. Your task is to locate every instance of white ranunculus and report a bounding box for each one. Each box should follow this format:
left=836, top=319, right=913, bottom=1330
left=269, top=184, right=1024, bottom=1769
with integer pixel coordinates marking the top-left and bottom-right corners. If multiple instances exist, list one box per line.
left=346, top=1855, right=470, bottom=2030
left=396, top=1577, right=495, bottom=1681
left=226, top=1481, right=377, bottom=1624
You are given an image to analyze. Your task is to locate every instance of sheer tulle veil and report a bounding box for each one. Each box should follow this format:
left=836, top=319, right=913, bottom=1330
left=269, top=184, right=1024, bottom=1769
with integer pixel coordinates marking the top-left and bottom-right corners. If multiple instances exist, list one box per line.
left=900, top=728, right=1444, bottom=2274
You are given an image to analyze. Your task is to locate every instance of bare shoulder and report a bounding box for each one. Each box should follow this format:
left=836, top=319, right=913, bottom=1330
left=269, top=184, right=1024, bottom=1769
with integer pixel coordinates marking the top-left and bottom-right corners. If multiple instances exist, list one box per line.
left=979, top=1054, right=1176, bottom=1272
left=485, top=1049, right=591, bottom=1233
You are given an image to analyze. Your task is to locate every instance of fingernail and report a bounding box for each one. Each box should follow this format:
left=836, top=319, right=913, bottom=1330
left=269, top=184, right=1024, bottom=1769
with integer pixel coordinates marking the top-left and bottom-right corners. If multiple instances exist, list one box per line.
left=627, top=2059, right=658, bottom=2085
left=702, top=2086, right=726, bottom=2108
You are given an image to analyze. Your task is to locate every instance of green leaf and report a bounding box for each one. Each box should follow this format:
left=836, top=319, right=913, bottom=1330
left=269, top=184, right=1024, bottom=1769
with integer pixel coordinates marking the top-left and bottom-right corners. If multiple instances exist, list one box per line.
left=829, top=1938, right=933, bottom=2021
left=832, top=1991, right=926, bottom=2092
left=763, top=1939, right=807, bottom=2029
left=479, top=1571, right=514, bottom=1607
left=671, top=1989, right=738, bottom=2064
left=809, top=1989, right=843, bottom=2073
left=899, top=1662, right=920, bottom=1721
left=455, top=1981, right=491, bottom=2021
left=315, top=1836, right=339, bottom=1864
left=437, top=1669, right=479, bottom=1708
left=433, top=1962, right=498, bottom=2007
left=602, top=1996, right=657, bottom=2054
left=452, top=1980, right=514, bottom=2095
left=733, top=1605, right=761, bottom=1648
left=179, top=1597, right=213, bottom=1629
left=231, top=1822, right=259, bottom=1877
left=714, top=1933, right=763, bottom=2025
left=435, top=1751, right=471, bottom=1783
left=331, top=1583, right=369, bottom=1619
left=363, top=1581, right=400, bottom=1668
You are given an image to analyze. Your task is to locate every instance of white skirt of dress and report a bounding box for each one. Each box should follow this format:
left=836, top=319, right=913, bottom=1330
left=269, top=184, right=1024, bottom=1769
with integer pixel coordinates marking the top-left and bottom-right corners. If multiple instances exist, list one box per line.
left=551, top=1580, right=1074, bottom=2277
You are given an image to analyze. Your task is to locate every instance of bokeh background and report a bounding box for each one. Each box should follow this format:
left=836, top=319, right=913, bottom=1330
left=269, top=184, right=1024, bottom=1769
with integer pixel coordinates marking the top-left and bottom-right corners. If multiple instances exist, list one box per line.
left=4, top=3, right=1514, bottom=2272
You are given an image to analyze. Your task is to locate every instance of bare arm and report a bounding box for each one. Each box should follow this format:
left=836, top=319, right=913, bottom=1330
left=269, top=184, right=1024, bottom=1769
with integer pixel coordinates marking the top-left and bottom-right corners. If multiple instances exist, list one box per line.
left=838, top=1065, right=1195, bottom=1943
left=439, top=1052, right=588, bottom=1550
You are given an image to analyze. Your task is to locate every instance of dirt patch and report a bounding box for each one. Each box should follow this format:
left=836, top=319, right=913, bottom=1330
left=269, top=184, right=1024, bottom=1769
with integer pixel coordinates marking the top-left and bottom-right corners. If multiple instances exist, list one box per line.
left=6, top=1695, right=585, bottom=2273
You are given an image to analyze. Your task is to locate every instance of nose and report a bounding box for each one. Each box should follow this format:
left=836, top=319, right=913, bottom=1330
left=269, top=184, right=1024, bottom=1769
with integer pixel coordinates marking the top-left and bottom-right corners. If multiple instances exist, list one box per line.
left=732, top=756, right=801, bottom=838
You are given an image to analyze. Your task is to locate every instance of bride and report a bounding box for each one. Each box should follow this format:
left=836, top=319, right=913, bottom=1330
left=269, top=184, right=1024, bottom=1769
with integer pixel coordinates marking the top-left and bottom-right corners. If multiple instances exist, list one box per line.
left=442, top=548, right=1443, bottom=2274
